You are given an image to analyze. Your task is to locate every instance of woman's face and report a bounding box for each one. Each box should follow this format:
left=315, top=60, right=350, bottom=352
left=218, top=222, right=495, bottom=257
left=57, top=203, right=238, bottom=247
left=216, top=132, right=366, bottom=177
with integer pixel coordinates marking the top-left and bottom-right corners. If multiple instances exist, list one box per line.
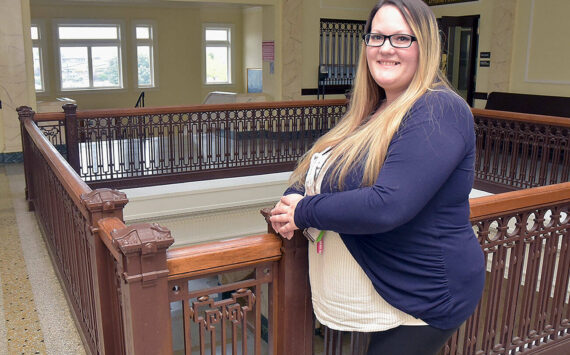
left=366, top=5, right=419, bottom=101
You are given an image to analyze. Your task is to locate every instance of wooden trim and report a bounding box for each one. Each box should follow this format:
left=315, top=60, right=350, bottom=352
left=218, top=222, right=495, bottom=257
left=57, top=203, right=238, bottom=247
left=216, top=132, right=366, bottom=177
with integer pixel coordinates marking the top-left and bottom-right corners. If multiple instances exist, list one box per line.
left=23, top=117, right=91, bottom=217
left=34, top=112, right=65, bottom=122
left=166, top=233, right=282, bottom=280
left=470, top=182, right=570, bottom=220
left=472, top=108, right=570, bottom=127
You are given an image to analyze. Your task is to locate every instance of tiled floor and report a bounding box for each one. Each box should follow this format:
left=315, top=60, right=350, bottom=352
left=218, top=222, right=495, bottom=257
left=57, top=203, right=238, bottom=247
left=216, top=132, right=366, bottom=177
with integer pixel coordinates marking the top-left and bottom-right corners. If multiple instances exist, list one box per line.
left=0, top=164, right=85, bottom=355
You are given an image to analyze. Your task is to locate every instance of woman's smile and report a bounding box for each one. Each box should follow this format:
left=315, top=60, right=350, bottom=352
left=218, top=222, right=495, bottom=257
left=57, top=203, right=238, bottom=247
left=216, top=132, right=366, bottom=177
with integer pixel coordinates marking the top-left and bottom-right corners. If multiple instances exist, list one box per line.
left=366, top=5, right=419, bottom=102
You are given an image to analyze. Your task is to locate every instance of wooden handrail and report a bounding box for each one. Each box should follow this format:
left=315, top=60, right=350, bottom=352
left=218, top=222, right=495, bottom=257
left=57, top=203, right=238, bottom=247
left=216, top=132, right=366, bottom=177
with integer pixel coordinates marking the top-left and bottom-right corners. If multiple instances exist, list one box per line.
left=71, top=99, right=349, bottom=119
left=470, top=181, right=570, bottom=220
left=472, top=108, right=570, bottom=127
left=33, top=111, right=65, bottom=122
left=31, top=102, right=570, bottom=129
left=22, top=116, right=91, bottom=217
left=96, top=217, right=126, bottom=262
left=166, top=233, right=282, bottom=280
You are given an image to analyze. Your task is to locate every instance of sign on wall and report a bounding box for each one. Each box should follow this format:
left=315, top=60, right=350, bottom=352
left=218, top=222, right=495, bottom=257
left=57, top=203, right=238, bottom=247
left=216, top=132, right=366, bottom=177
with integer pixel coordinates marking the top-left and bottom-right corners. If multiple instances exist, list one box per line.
left=262, top=41, right=274, bottom=61
left=423, top=0, right=477, bottom=5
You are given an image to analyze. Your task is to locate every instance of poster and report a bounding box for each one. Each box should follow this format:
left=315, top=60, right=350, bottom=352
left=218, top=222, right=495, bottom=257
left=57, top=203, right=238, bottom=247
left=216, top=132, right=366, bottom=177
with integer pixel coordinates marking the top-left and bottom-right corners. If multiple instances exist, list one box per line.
left=247, top=68, right=262, bottom=93
left=262, top=41, right=274, bottom=61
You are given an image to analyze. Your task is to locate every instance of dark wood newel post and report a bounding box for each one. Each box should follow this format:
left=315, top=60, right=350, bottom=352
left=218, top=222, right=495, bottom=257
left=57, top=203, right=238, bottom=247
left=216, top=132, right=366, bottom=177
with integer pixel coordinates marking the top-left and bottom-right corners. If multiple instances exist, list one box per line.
left=82, top=188, right=129, bottom=354
left=111, top=223, right=174, bottom=355
left=63, top=103, right=80, bottom=173
left=16, top=106, right=35, bottom=210
left=262, top=208, right=313, bottom=355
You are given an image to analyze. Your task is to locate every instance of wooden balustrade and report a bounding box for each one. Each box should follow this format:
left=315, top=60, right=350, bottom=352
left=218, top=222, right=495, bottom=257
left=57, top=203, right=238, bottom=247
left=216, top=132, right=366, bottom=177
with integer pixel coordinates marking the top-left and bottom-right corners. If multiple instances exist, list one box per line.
left=18, top=106, right=111, bottom=354
left=459, top=182, right=570, bottom=355
left=472, top=108, right=569, bottom=193
left=305, top=183, right=570, bottom=355
left=97, top=218, right=174, bottom=355
left=32, top=102, right=569, bottom=194
left=55, top=100, right=347, bottom=189
left=18, top=102, right=570, bottom=355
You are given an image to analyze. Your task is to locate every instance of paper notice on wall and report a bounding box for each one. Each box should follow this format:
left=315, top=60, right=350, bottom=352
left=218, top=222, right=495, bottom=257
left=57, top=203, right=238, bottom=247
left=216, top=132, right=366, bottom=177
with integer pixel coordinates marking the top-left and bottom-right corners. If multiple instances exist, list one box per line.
left=262, top=41, right=274, bottom=61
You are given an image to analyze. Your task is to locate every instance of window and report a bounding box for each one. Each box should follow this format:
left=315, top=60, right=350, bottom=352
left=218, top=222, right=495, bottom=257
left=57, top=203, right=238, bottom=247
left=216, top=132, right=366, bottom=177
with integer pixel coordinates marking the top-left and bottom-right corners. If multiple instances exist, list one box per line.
left=204, top=25, right=232, bottom=84
left=31, top=24, right=45, bottom=92
left=56, top=23, right=123, bottom=90
left=134, top=23, right=156, bottom=88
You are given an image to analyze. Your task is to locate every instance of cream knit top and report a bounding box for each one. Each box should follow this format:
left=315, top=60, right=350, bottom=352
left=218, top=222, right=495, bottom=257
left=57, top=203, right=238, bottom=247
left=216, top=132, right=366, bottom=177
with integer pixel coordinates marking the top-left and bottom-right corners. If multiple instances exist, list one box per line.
left=305, top=148, right=426, bottom=332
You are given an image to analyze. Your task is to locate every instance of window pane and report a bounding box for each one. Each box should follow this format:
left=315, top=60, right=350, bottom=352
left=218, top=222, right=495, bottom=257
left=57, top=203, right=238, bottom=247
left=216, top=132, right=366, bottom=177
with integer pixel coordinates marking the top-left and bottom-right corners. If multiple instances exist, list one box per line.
left=137, top=45, right=152, bottom=86
left=31, top=26, right=39, bottom=40
left=205, top=29, right=228, bottom=41
left=33, top=47, right=43, bottom=90
left=206, top=46, right=228, bottom=83
left=92, top=46, right=120, bottom=87
left=136, top=26, right=150, bottom=39
left=60, top=47, right=89, bottom=89
left=59, top=26, right=118, bottom=40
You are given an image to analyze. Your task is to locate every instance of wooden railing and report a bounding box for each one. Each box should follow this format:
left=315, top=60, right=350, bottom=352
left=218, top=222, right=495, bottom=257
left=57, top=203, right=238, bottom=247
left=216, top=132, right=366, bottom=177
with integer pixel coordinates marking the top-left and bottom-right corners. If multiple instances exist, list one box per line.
left=300, top=183, right=570, bottom=355
left=450, top=183, right=569, bottom=354
left=18, top=105, right=314, bottom=355
left=17, top=107, right=128, bottom=354
left=44, top=100, right=347, bottom=189
left=32, top=102, right=569, bottom=194
left=473, top=109, right=569, bottom=193
left=19, top=102, right=570, bottom=355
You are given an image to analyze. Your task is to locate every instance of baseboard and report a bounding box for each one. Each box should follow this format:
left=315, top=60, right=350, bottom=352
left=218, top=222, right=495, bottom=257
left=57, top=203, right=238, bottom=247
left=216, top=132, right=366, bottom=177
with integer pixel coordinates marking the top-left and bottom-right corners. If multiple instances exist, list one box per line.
left=0, top=152, right=23, bottom=164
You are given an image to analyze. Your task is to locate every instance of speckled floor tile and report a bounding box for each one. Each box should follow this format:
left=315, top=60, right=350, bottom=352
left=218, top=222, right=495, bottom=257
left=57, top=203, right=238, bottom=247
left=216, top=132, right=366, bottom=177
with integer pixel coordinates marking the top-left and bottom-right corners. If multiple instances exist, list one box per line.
left=0, top=166, right=47, bottom=354
left=4, top=164, right=86, bottom=355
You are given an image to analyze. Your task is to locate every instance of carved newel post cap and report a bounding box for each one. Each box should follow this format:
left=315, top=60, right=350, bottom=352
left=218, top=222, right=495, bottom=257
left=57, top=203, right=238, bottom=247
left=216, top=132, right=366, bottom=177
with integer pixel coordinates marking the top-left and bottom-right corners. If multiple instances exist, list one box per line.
left=16, top=106, right=35, bottom=121
left=111, top=223, right=174, bottom=255
left=81, top=188, right=128, bottom=212
left=62, top=103, right=77, bottom=111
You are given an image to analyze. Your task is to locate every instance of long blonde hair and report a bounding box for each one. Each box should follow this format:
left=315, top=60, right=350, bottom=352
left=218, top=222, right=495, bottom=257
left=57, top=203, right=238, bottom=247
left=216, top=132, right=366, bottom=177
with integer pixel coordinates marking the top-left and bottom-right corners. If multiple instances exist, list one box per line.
left=290, top=0, right=452, bottom=190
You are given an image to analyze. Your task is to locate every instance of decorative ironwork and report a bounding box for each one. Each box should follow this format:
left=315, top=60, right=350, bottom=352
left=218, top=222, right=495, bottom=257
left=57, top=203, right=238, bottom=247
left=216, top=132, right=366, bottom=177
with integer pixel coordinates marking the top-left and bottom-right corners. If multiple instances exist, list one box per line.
left=318, top=200, right=570, bottom=355
left=169, top=265, right=274, bottom=355
left=473, top=114, right=569, bottom=192
left=35, top=103, right=568, bottom=192
left=28, top=141, right=99, bottom=354
left=22, top=101, right=570, bottom=355
left=463, top=204, right=570, bottom=355
left=72, top=102, right=346, bottom=188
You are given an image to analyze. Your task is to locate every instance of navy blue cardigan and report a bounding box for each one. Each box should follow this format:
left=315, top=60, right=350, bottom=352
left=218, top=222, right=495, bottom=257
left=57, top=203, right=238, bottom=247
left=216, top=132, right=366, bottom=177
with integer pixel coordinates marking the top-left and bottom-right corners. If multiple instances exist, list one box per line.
left=286, top=89, right=485, bottom=330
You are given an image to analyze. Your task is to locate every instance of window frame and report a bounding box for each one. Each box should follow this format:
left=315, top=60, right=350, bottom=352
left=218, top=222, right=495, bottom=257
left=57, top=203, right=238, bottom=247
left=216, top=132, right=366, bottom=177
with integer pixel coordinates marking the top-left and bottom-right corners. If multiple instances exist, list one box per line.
left=203, top=24, right=233, bottom=85
left=31, top=21, right=47, bottom=93
left=132, top=20, right=158, bottom=89
left=53, top=20, right=127, bottom=92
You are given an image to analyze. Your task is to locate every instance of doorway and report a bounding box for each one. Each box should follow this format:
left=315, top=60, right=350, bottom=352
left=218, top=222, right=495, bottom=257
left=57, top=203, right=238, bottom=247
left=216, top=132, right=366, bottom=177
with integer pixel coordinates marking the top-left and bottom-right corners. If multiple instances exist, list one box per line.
left=438, top=15, right=479, bottom=106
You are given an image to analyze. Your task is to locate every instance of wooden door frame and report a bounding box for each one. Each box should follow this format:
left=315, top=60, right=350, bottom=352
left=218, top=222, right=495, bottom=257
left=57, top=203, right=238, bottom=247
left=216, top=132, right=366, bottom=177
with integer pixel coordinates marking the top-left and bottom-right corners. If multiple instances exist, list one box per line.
left=438, top=15, right=479, bottom=106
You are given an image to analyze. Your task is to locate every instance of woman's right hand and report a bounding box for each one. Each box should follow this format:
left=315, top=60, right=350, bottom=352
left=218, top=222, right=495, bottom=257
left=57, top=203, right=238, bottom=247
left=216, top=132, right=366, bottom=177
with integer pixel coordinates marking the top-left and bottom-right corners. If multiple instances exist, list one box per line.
left=270, top=194, right=303, bottom=239
left=270, top=199, right=291, bottom=238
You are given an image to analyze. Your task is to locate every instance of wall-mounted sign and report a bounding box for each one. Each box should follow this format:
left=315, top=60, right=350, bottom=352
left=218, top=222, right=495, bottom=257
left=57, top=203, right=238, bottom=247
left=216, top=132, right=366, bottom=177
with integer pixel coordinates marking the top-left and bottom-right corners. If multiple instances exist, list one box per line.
left=480, top=52, right=491, bottom=59
left=423, top=0, right=477, bottom=5
left=480, top=60, right=490, bottom=67
left=262, top=41, right=274, bottom=61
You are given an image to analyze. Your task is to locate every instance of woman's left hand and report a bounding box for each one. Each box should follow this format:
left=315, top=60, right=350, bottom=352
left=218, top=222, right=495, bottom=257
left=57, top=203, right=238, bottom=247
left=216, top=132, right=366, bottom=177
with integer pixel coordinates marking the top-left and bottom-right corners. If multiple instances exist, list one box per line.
left=270, top=194, right=303, bottom=239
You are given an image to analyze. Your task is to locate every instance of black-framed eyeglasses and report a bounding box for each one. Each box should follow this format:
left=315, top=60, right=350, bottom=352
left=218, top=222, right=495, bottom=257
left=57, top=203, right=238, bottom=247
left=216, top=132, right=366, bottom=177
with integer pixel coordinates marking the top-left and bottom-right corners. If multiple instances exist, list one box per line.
left=362, top=33, right=417, bottom=48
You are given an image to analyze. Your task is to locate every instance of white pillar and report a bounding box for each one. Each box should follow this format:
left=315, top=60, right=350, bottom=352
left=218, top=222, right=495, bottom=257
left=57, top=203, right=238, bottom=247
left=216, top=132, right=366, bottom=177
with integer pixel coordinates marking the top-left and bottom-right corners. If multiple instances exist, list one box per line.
left=0, top=0, right=36, bottom=156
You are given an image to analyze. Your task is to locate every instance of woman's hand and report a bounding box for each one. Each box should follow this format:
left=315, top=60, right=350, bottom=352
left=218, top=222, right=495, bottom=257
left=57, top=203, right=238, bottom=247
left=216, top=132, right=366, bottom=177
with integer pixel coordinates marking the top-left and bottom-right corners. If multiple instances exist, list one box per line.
left=270, top=194, right=303, bottom=239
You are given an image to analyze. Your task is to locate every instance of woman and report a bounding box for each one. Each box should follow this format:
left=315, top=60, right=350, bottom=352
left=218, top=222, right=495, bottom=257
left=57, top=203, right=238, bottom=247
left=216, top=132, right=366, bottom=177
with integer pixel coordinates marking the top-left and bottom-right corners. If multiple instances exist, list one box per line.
left=270, top=0, right=485, bottom=354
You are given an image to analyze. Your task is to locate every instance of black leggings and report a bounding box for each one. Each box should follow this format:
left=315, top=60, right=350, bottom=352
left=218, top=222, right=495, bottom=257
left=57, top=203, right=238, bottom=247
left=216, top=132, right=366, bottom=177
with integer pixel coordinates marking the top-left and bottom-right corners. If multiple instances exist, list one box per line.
left=366, top=325, right=457, bottom=355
